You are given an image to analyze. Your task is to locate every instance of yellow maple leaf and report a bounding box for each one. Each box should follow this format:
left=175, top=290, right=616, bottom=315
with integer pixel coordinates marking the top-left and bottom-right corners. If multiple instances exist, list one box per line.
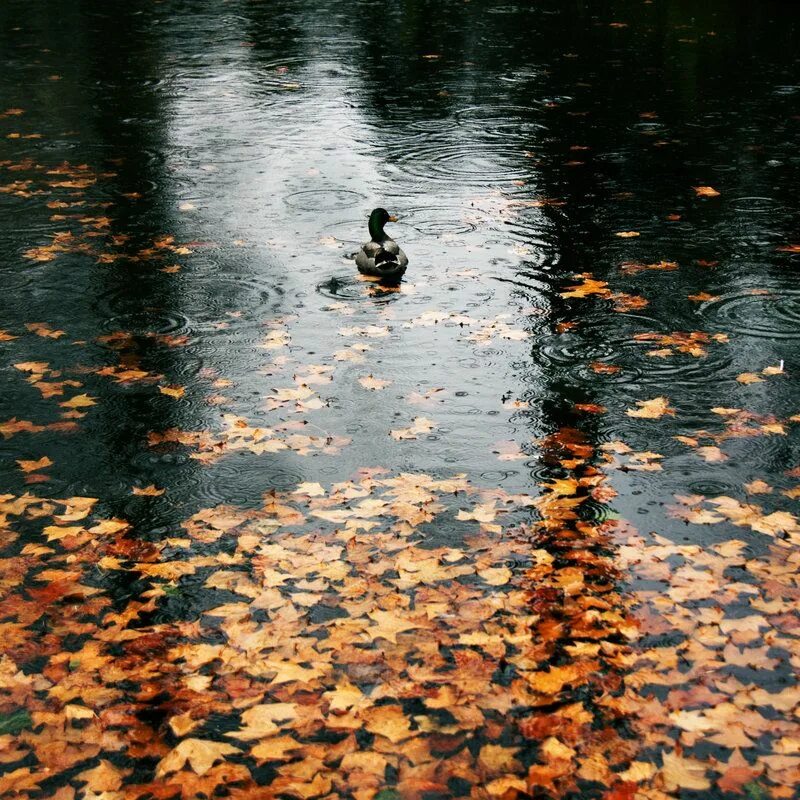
left=250, top=736, right=302, bottom=762
left=155, top=739, right=240, bottom=777
left=365, top=609, right=420, bottom=644
left=159, top=385, right=186, bottom=399
left=14, top=361, right=49, bottom=373
left=59, top=393, right=97, bottom=409
left=363, top=705, right=413, bottom=743
left=626, top=396, right=675, bottom=419
left=659, top=750, right=711, bottom=791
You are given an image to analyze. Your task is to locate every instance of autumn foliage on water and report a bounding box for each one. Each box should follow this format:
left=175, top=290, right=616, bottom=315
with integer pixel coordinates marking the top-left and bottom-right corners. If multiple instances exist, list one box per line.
left=2, top=61, right=800, bottom=800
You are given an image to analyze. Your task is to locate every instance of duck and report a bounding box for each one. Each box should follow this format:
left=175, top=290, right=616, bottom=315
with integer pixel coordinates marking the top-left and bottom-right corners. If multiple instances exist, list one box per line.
left=355, top=208, right=408, bottom=284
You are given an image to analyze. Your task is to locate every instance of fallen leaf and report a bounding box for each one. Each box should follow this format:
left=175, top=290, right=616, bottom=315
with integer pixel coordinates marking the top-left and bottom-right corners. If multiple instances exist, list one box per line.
left=160, top=385, right=186, bottom=399
left=131, top=485, right=165, bottom=497
left=16, top=456, right=53, bottom=473
left=626, top=397, right=675, bottom=419
left=358, top=375, right=392, bottom=391
left=156, top=739, right=241, bottom=777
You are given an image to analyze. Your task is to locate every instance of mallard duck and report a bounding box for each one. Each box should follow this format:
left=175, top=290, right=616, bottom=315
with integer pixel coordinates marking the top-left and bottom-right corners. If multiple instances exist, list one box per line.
left=355, top=208, right=408, bottom=284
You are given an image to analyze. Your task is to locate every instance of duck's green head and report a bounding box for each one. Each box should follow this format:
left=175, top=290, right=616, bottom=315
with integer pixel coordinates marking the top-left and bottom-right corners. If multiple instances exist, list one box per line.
left=368, top=207, right=397, bottom=240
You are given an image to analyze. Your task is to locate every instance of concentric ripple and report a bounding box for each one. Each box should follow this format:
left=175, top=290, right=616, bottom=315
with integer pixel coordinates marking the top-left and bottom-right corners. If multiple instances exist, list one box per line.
left=386, top=141, right=532, bottom=187
left=699, top=287, right=800, bottom=340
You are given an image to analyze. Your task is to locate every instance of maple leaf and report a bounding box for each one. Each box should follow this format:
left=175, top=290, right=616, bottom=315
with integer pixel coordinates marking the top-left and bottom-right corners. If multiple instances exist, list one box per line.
left=265, top=661, right=325, bottom=685
left=156, top=739, right=240, bottom=777
left=716, top=748, right=763, bottom=794
left=751, top=511, right=799, bottom=536
left=456, top=502, right=498, bottom=524
left=60, top=393, right=97, bottom=409
left=659, top=751, right=711, bottom=791
left=696, top=446, right=727, bottom=463
left=292, top=482, right=326, bottom=496
left=159, top=385, right=186, bottom=399
left=478, top=566, right=512, bottom=586
left=363, top=705, right=414, bottom=742
left=365, top=609, right=420, bottom=643
left=16, top=456, right=53, bottom=473
left=14, top=361, right=49, bottom=373
left=169, top=712, right=200, bottom=737
left=736, top=372, right=764, bottom=385
left=251, top=736, right=303, bottom=762
left=227, top=703, right=298, bottom=740
left=694, top=185, right=720, bottom=197
left=744, top=479, right=772, bottom=495
left=626, top=397, right=675, bottom=419
left=26, top=322, right=67, bottom=338
left=131, top=484, right=165, bottom=496
left=618, top=761, right=656, bottom=782
left=560, top=275, right=610, bottom=299
left=615, top=230, right=640, bottom=237
left=611, top=292, right=650, bottom=314
left=358, top=375, right=391, bottom=391
left=323, top=680, right=365, bottom=712
left=0, top=769, right=44, bottom=795
left=390, top=417, right=435, bottom=440
left=75, top=760, right=128, bottom=792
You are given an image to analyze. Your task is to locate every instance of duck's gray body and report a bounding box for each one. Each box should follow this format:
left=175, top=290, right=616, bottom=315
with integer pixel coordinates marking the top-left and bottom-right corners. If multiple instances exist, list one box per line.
left=356, top=208, right=408, bottom=284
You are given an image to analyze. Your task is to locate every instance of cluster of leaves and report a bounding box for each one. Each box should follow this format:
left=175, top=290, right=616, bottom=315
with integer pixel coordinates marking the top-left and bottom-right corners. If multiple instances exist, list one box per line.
left=2, top=103, right=800, bottom=800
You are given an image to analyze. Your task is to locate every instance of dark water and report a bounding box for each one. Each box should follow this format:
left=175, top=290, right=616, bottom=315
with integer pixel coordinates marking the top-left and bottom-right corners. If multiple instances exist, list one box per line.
left=1, top=0, right=799, bottom=795
left=2, top=0, right=798, bottom=532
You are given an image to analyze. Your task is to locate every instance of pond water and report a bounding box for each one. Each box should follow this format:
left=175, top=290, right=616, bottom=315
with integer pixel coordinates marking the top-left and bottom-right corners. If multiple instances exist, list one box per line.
left=1, top=1, right=799, bottom=798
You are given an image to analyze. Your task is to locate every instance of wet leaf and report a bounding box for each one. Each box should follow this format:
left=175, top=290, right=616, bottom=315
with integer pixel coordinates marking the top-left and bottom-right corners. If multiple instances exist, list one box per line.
left=16, top=456, right=53, bottom=473
left=626, top=397, right=675, bottom=419
left=358, top=375, right=391, bottom=391
left=156, top=739, right=241, bottom=777
left=131, top=484, right=165, bottom=496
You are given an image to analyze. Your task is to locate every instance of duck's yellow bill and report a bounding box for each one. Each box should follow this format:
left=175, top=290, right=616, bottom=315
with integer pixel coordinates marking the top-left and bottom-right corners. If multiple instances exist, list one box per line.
left=388, top=215, right=398, bottom=222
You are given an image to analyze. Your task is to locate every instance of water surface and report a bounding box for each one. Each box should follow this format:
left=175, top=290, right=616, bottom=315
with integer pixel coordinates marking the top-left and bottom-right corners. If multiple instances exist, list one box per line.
left=1, top=1, right=799, bottom=797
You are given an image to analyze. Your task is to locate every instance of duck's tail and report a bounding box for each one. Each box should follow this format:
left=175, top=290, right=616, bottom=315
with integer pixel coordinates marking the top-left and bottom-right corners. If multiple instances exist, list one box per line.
left=374, top=248, right=399, bottom=267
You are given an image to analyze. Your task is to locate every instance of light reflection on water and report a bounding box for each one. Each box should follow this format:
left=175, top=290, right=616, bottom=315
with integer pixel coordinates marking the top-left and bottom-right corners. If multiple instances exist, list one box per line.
left=0, top=0, right=798, bottom=541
